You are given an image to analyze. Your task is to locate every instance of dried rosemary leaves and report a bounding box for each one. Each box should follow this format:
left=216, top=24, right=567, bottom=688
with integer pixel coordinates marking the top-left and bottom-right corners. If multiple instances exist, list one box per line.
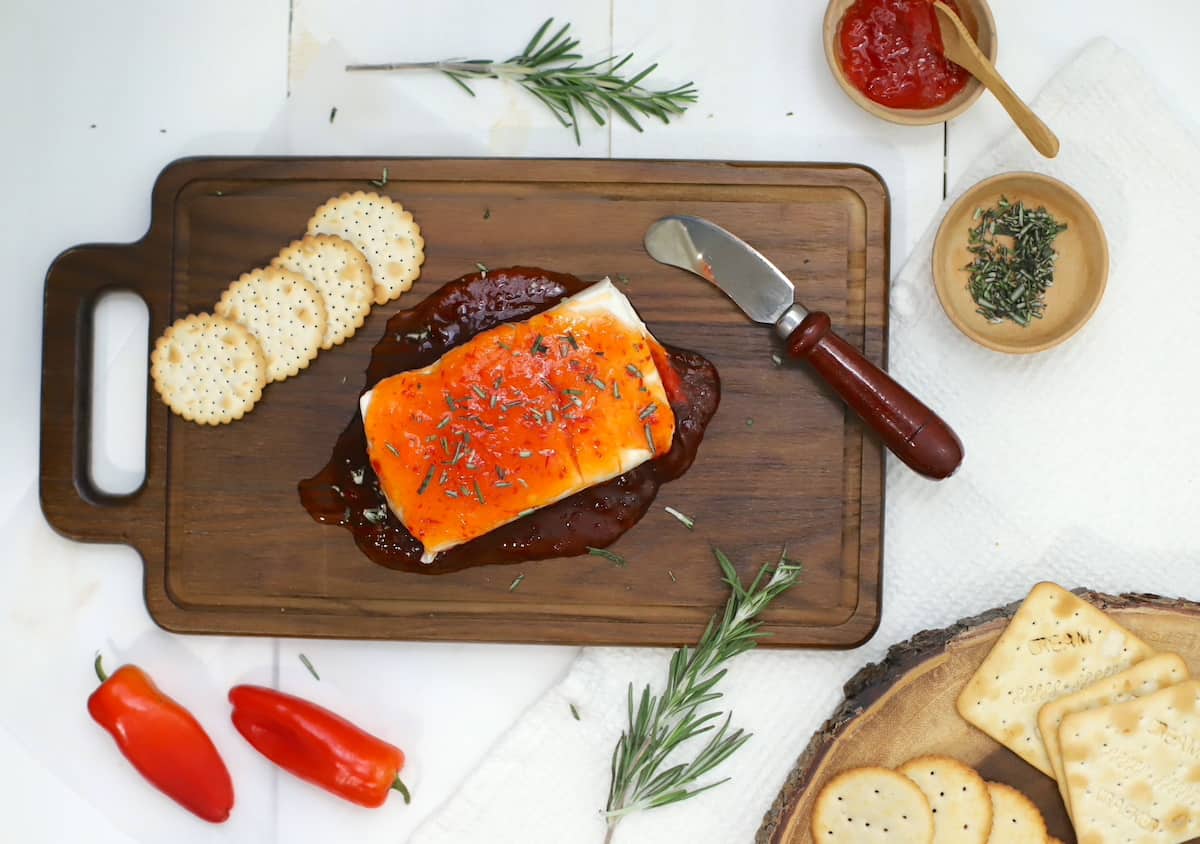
left=965, top=197, right=1067, bottom=326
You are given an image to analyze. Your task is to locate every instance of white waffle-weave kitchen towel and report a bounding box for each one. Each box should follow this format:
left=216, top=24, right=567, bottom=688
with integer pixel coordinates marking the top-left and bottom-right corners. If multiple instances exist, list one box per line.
left=410, top=39, right=1200, bottom=844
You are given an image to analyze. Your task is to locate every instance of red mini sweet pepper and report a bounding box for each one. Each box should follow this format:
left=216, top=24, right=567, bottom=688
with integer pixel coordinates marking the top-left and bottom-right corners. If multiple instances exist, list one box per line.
left=87, top=655, right=235, bottom=823
left=228, top=684, right=410, bottom=808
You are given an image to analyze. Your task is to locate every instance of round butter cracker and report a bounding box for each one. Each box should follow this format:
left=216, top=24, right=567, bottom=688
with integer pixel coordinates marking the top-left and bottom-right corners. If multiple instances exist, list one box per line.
left=307, top=190, right=424, bottom=304
left=898, top=755, right=992, bottom=844
left=151, top=313, right=266, bottom=425
left=984, top=782, right=1046, bottom=844
left=272, top=234, right=373, bottom=349
left=215, top=266, right=327, bottom=383
left=812, top=766, right=934, bottom=842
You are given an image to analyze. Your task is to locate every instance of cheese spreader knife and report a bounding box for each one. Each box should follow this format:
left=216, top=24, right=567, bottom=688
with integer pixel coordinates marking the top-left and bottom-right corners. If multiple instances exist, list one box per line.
left=644, top=215, right=963, bottom=480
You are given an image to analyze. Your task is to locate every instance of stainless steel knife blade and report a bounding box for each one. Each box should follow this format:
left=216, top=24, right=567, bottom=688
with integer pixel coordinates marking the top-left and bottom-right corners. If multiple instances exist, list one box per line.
left=644, top=216, right=806, bottom=331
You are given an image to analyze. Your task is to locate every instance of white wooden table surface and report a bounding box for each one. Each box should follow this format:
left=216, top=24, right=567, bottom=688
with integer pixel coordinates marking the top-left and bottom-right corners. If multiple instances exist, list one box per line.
left=3, top=1, right=1197, bottom=840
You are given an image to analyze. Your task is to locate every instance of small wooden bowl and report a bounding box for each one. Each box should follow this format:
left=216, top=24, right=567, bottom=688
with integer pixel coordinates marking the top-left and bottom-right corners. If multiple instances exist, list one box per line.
left=823, top=0, right=997, bottom=125
left=932, top=172, right=1109, bottom=354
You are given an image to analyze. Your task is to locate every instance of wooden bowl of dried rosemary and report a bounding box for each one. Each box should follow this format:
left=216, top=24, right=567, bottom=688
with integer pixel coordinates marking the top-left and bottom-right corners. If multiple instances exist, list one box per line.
left=932, top=172, right=1108, bottom=354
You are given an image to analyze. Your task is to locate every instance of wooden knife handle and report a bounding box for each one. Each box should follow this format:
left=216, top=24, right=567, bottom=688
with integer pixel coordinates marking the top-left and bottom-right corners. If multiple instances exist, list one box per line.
left=785, top=311, right=964, bottom=480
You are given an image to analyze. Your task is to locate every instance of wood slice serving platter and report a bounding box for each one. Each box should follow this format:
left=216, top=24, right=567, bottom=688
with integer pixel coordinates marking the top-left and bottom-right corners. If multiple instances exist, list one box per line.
left=758, top=591, right=1200, bottom=843
left=40, top=157, right=887, bottom=646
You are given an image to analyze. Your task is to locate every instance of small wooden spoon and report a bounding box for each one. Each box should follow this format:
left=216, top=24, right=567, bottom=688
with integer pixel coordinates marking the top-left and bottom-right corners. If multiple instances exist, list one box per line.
left=932, top=1, right=1060, bottom=158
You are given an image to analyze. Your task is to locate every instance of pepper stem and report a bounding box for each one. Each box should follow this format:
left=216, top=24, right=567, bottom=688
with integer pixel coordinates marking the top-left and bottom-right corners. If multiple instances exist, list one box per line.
left=93, top=652, right=109, bottom=683
left=391, top=776, right=411, bottom=805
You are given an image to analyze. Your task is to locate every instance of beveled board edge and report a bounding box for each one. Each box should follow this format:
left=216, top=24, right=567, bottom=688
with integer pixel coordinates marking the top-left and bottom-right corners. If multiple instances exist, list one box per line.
left=41, top=156, right=889, bottom=647
left=755, top=590, right=1200, bottom=842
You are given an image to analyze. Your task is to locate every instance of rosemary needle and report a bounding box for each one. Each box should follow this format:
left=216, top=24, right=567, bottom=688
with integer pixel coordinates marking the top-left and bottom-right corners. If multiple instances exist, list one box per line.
left=345, top=18, right=698, bottom=144
left=298, top=653, right=320, bottom=681
left=603, top=548, right=801, bottom=838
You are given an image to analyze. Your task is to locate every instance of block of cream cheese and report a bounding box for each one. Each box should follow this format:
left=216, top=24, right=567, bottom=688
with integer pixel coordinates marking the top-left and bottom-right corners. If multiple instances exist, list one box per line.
left=360, top=279, right=676, bottom=562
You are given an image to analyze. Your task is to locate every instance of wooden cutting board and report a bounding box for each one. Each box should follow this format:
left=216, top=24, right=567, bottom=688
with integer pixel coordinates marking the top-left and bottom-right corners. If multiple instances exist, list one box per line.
left=40, top=157, right=888, bottom=646
left=758, top=591, right=1200, bottom=843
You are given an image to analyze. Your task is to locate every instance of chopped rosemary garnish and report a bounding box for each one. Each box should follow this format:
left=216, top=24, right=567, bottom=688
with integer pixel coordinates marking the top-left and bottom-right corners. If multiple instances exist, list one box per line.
left=540, top=376, right=555, bottom=391
left=565, top=331, right=579, bottom=349
left=532, top=334, right=547, bottom=354
left=402, top=328, right=430, bottom=342
left=663, top=505, right=695, bottom=530
left=668, top=569, right=677, bottom=583
left=445, top=393, right=458, bottom=411
left=329, top=107, right=338, bottom=123
left=617, top=273, right=631, bottom=286
left=638, top=403, right=658, bottom=420
left=438, top=468, right=449, bottom=486
left=509, top=573, right=525, bottom=591
left=494, top=481, right=513, bottom=488
left=643, top=423, right=656, bottom=453
left=471, top=384, right=488, bottom=400
left=445, top=489, right=459, bottom=498
left=625, top=364, right=642, bottom=378
left=474, top=480, right=486, bottom=504
left=493, top=376, right=504, bottom=389
left=476, top=262, right=488, bottom=275
left=588, top=375, right=607, bottom=390
left=298, top=653, right=320, bottom=681
left=503, top=400, right=525, bottom=411
left=437, top=414, right=451, bottom=429
left=385, top=442, right=401, bottom=457
left=546, top=409, right=555, bottom=423
left=460, top=485, right=472, bottom=497
left=369, top=166, right=389, bottom=188
left=613, top=380, right=621, bottom=399
left=518, top=450, right=533, bottom=458
left=490, top=392, right=499, bottom=409
left=770, top=351, right=783, bottom=367
left=965, top=196, right=1067, bottom=326
left=588, top=546, right=626, bottom=567
left=417, top=465, right=436, bottom=495
left=483, top=208, right=491, bottom=220
left=570, top=702, right=581, bottom=721
left=517, top=477, right=529, bottom=488
left=496, top=339, right=512, bottom=350
left=440, top=436, right=450, bottom=455
left=347, top=18, right=698, bottom=145
left=604, top=548, right=802, bottom=834
left=564, top=388, right=584, bottom=396
left=363, top=506, right=388, bottom=524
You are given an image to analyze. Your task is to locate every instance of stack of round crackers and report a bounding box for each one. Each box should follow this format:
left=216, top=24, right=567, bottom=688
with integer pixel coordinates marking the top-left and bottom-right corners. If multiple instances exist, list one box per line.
left=812, top=755, right=1056, bottom=843
left=151, top=191, right=424, bottom=425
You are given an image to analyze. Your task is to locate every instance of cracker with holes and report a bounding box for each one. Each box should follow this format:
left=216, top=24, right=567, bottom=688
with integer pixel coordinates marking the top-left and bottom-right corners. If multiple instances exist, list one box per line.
left=1061, top=680, right=1200, bottom=844
left=215, top=266, right=327, bottom=383
left=307, top=191, right=424, bottom=304
left=151, top=313, right=267, bottom=425
left=898, top=755, right=992, bottom=844
left=272, top=234, right=374, bottom=349
left=812, top=766, right=934, bottom=842
left=955, top=582, right=1154, bottom=776
left=1038, top=652, right=1189, bottom=817
left=984, top=782, right=1046, bottom=843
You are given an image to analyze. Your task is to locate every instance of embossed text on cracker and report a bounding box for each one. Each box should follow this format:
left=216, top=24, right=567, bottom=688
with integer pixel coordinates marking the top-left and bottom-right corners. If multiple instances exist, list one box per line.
left=1011, top=664, right=1123, bottom=705
left=1026, top=630, right=1093, bottom=655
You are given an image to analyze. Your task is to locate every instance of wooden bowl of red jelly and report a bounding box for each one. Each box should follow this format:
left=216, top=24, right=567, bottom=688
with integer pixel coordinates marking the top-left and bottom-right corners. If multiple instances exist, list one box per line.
left=823, top=0, right=997, bottom=125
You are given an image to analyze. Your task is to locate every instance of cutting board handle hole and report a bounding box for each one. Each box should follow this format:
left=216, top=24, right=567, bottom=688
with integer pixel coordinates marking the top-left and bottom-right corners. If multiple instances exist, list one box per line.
left=89, top=290, right=148, bottom=495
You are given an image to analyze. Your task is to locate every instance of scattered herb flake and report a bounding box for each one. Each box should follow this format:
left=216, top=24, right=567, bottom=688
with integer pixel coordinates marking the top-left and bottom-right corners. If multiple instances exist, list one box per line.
left=588, top=375, right=607, bottom=390
left=770, top=352, right=783, bottom=367
left=445, top=393, right=458, bottom=411
left=298, top=653, right=320, bottom=680
left=509, top=573, right=525, bottom=591
left=625, top=364, right=642, bottom=378
left=746, top=417, right=754, bottom=427
left=483, top=208, right=491, bottom=220
left=385, top=442, right=401, bottom=457
left=476, top=262, right=488, bottom=275
left=570, top=703, right=581, bottom=720
left=350, top=467, right=365, bottom=485
left=494, top=481, right=513, bottom=488
left=471, top=384, right=488, bottom=401
left=329, top=106, right=338, bottom=123
left=644, top=423, right=656, bottom=453
left=445, top=489, right=459, bottom=498
left=363, top=506, right=388, bottom=524
left=663, top=505, right=695, bottom=530
left=613, top=380, right=621, bottom=399
left=588, top=546, right=627, bottom=567
left=417, top=465, right=436, bottom=495
left=370, top=166, right=389, bottom=188
left=531, top=334, right=547, bottom=355
left=503, top=400, right=524, bottom=411
left=437, top=414, right=452, bottom=430
left=668, top=569, right=677, bottom=583
left=474, top=480, right=486, bottom=504
left=617, top=274, right=631, bottom=286
left=565, top=331, right=579, bottom=349
left=639, top=403, right=658, bottom=420
left=518, top=450, right=533, bottom=458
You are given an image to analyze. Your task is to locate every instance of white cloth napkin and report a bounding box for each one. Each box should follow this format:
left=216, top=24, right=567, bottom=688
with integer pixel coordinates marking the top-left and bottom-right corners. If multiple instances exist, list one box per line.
left=408, top=39, right=1200, bottom=843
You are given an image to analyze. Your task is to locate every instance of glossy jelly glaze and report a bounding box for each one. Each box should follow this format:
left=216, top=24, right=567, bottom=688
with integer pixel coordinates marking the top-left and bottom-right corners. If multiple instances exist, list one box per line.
left=299, top=267, right=720, bottom=573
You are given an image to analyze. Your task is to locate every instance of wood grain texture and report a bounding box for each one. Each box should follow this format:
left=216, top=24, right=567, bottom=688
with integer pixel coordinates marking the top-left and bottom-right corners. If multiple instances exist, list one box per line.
left=40, top=157, right=888, bottom=646
left=758, top=591, right=1200, bottom=844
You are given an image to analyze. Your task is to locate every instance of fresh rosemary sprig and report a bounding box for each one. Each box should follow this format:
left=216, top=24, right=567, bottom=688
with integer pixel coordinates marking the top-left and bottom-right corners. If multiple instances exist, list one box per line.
left=964, top=196, right=1067, bottom=326
left=602, top=547, right=802, bottom=841
left=345, top=18, right=698, bottom=144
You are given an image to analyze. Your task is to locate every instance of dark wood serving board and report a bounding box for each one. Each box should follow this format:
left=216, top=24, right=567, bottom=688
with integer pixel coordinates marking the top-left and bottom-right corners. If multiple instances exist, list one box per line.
left=40, top=158, right=888, bottom=646
left=757, top=591, right=1200, bottom=843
